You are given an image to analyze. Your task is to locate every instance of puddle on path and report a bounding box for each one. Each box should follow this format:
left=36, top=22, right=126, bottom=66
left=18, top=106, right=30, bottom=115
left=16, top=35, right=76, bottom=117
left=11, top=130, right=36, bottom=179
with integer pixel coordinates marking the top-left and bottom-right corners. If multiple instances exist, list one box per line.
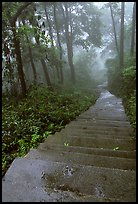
left=94, top=90, right=127, bottom=116
left=95, top=184, right=105, bottom=199
left=40, top=166, right=110, bottom=201
left=99, top=91, right=114, bottom=100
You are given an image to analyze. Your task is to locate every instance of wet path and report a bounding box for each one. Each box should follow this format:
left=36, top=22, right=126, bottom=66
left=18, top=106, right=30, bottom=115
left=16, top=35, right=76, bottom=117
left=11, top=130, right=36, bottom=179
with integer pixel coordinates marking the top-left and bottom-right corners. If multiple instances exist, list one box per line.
left=2, top=85, right=136, bottom=202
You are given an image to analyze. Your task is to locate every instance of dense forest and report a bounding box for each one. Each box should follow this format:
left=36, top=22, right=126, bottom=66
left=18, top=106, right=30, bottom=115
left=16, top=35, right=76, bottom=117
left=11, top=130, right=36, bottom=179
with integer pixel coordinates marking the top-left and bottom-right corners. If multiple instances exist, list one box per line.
left=2, top=2, right=136, bottom=176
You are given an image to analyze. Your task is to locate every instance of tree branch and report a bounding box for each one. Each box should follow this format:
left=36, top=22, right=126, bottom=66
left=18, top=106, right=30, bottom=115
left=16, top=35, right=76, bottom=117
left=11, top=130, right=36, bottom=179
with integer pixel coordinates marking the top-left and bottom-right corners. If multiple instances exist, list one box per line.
left=10, top=2, right=32, bottom=25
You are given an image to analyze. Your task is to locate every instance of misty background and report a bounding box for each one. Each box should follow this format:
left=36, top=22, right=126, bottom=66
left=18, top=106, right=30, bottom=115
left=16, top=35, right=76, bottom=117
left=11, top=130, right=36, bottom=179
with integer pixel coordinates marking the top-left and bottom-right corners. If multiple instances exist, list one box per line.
left=2, top=2, right=135, bottom=95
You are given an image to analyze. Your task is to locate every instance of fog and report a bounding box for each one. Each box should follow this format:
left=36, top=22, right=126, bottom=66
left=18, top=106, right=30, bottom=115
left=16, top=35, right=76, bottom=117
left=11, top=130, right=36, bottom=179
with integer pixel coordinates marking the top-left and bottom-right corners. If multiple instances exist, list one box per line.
left=2, top=2, right=135, bottom=94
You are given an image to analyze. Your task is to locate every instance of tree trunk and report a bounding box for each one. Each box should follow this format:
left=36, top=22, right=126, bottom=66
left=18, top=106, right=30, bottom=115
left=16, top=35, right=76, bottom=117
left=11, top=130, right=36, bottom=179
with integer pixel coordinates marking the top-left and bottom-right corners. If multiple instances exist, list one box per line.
left=3, top=41, right=13, bottom=84
left=120, top=2, right=125, bottom=69
left=28, top=45, right=37, bottom=84
left=41, top=59, right=52, bottom=89
left=53, top=3, right=64, bottom=84
left=8, top=2, right=32, bottom=97
left=45, top=7, right=54, bottom=47
left=22, top=19, right=37, bottom=84
left=130, top=2, right=136, bottom=56
left=29, top=15, right=52, bottom=89
left=61, top=2, right=75, bottom=84
left=11, top=22, right=27, bottom=96
left=109, top=3, right=119, bottom=56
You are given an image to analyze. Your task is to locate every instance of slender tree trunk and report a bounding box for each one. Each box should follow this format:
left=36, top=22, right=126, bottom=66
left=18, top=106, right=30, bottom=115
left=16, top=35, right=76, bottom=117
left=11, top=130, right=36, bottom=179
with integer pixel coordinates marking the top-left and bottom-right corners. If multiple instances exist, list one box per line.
left=109, top=3, right=119, bottom=56
left=130, top=2, right=136, bottom=56
left=56, top=64, right=60, bottom=81
left=45, top=6, right=61, bottom=84
left=8, top=2, right=32, bottom=97
left=41, top=59, right=52, bottom=89
left=28, top=45, right=37, bottom=84
left=53, top=3, right=64, bottom=84
left=22, top=19, right=37, bottom=84
left=45, top=7, right=54, bottom=47
left=35, top=39, right=52, bottom=89
left=29, top=16, right=52, bottom=89
left=61, top=2, right=75, bottom=84
left=11, top=22, right=27, bottom=96
left=120, top=2, right=125, bottom=69
left=3, top=41, right=17, bottom=95
left=3, top=42, right=13, bottom=84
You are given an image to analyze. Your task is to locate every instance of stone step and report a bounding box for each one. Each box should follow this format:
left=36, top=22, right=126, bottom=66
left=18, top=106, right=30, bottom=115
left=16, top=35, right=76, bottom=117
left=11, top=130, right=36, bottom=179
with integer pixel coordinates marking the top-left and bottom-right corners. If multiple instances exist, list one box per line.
left=38, top=143, right=136, bottom=159
left=65, top=121, right=133, bottom=133
left=75, top=118, right=131, bottom=127
left=64, top=131, right=132, bottom=139
left=25, top=148, right=136, bottom=170
left=2, top=158, right=136, bottom=202
left=58, top=129, right=132, bottom=140
left=61, top=128, right=133, bottom=138
left=44, top=133, right=135, bottom=151
left=2, top=89, right=136, bottom=202
left=64, top=124, right=133, bottom=135
left=77, top=115, right=129, bottom=121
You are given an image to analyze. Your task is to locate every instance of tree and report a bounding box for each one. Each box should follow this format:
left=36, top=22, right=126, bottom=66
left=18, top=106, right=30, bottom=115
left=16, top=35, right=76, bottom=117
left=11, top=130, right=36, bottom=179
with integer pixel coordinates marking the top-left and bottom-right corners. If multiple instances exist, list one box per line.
left=3, top=2, right=103, bottom=92
left=21, top=19, right=37, bottom=84
left=29, top=7, right=53, bottom=89
left=120, top=2, right=125, bottom=69
left=53, top=2, right=63, bottom=84
left=109, top=3, right=119, bottom=56
left=44, top=5, right=54, bottom=47
left=130, top=2, right=136, bottom=56
left=61, top=2, right=76, bottom=84
left=9, top=2, right=32, bottom=96
left=60, top=2, right=102, bottom=84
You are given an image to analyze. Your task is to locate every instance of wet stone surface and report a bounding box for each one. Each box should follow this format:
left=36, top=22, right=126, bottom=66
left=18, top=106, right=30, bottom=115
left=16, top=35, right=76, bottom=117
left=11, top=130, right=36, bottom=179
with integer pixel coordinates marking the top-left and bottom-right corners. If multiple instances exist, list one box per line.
left=2, top=83, right=136, bottom=202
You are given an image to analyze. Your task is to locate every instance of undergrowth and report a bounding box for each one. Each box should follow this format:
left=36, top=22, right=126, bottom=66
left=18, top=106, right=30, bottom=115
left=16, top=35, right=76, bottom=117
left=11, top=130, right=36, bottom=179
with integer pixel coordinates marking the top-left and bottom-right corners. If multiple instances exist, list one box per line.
left=106, top=55, right=136, bottom=133
left=2, top=85, right=97, bottom=176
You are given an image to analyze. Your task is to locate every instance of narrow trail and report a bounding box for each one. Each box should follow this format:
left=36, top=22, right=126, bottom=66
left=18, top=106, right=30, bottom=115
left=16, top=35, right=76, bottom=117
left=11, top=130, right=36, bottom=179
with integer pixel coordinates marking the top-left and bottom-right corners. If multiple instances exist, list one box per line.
left=2, top=84, right=136, bottom=202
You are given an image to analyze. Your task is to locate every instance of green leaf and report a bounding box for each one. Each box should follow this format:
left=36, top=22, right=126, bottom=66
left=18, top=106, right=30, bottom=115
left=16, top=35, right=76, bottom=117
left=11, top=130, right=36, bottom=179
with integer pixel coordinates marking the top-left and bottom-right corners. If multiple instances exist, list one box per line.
left=113, top=146, right=119, bottom=150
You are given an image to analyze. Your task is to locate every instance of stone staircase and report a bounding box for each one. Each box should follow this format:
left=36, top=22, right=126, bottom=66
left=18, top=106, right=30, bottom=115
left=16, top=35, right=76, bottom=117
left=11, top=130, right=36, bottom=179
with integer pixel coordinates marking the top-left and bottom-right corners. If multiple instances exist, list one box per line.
left=2, top=88, right=136, bottom=202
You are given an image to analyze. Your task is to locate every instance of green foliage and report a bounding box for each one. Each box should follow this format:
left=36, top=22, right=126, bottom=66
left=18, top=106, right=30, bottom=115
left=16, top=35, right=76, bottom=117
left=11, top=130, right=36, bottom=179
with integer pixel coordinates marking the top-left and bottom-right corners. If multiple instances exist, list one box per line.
left=121, top=55, right=136, bottom=96
left=2, top=85, right=97, bottom=176
left=72, top=2, right=102, bottom=49
left=106, top=55, right=136, bottom=134
left=18, top=25, right=37, bottom=37
left=106, top=57, right=122, bottom=96
left=74, top=50, right=97, bottom=88
left=123, top=91, right=136, bottom=130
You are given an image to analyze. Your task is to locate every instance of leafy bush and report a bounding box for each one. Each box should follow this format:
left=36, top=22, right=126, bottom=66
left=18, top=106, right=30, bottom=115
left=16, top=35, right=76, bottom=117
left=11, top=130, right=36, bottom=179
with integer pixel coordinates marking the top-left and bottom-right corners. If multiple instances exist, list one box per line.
left=123, top=90, right=136, bottom=130
left=106, top=55, right=136, bottom=135
left=106, top=57, right=122, bottom=96
left=122, top=65, right=136, bottom=96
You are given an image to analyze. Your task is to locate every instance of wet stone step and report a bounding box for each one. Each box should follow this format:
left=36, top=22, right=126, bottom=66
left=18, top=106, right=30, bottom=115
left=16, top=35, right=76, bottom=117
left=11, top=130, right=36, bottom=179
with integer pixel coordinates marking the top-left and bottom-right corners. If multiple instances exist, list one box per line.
left=69, top=120, right=132, bottom=129
left=25, top=148, right=136, bottom=170
left=44, top=133, right=135, bottom=151
left=49, top=131, right=132, bottom=140
left=75, top=118, right=131, bottom=126
left=2, top=89, right=136, bottom=202
left=77, top=115, right=129, bottom=121
left=55, top=128, right=133, bottom=140
left=77, top=111, right=129, bottom=120
left=61, top=127, right=133, bottom=137
left=38, top=143, right=136, bottom=159
left=64, top=124, right=133, bottom=134
left=2, top=158, right=136, bottom=202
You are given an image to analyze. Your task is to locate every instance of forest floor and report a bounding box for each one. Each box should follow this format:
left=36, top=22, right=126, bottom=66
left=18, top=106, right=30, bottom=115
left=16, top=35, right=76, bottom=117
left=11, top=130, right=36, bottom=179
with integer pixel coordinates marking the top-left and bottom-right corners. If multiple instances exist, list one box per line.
left=2, top=84, right=136, bottom=202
